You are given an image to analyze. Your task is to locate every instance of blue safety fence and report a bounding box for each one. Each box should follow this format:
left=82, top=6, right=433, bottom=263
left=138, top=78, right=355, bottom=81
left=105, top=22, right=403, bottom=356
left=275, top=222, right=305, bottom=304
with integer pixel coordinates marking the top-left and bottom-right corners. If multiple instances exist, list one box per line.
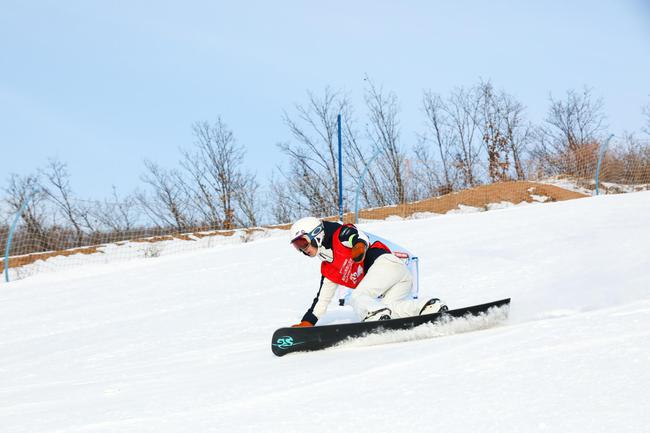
left=594, top=134, right=614, bottom=196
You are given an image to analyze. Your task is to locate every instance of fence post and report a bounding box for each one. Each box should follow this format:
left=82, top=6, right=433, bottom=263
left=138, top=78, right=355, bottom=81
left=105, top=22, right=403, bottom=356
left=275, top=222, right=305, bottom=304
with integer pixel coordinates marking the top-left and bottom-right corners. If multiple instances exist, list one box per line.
left=4, top=191, right=37, bottom=283
left=354, top=149, right=383, bottom=224
left=412, top=256, right=420, bottom=299
left=595, top=134, right=614, bottom=196
left=338, top=113, right=343, bottom=223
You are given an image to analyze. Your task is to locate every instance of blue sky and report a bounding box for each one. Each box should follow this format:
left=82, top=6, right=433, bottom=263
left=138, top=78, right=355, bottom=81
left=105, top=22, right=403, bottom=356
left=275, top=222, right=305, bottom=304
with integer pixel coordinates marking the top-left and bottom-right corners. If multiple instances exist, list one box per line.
left=2, top=0, right=649, bottom=199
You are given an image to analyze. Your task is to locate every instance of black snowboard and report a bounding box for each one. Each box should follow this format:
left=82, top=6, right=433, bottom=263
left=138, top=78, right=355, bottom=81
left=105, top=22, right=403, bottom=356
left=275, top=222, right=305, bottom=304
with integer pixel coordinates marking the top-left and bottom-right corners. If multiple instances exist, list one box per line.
left=271, top=298, right=511, bottom=356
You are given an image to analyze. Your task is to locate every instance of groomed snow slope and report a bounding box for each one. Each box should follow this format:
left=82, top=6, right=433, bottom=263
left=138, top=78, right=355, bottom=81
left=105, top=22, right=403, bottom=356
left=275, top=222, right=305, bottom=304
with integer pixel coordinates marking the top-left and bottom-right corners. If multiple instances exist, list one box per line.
left=1, top=192, right=649, bottom=433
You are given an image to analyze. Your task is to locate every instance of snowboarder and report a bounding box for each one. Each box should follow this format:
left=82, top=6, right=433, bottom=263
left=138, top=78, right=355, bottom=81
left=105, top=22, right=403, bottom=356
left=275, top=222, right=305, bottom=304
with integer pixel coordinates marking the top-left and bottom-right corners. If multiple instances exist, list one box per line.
left=289, top=217, right=446, bottom=327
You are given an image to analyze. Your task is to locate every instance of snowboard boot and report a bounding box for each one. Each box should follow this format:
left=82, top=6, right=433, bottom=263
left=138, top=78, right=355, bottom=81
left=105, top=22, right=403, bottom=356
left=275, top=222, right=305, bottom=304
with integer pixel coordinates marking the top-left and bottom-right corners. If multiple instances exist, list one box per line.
left=363, top=307, right=392, bottom=322
left=419, top=298, right=448, bottom=316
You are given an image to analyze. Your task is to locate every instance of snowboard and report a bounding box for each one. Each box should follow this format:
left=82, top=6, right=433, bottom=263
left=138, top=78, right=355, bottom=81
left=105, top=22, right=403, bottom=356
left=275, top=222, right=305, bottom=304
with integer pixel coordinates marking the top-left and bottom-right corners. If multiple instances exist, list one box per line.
left=271, top=298, right=510, bottom=356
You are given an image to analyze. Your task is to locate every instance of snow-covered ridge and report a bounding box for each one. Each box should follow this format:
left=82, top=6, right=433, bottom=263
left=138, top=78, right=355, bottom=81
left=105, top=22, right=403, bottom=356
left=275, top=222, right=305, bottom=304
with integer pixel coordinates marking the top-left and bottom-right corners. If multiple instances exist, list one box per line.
left=0, top=191, right=648, bottom=432
left=2, top=227, right=285, bottom=281
left=4, top=180, right=590, bottom=282
left=541, top=175, right=650, bottom=195
left=1, top=195, right=545, bottom=281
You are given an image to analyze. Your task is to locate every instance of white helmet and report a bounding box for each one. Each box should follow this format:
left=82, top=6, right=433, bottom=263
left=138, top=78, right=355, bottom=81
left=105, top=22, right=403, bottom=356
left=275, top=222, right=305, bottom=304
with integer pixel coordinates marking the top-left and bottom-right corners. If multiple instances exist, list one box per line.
left=289, top=216, right=325, bottom=250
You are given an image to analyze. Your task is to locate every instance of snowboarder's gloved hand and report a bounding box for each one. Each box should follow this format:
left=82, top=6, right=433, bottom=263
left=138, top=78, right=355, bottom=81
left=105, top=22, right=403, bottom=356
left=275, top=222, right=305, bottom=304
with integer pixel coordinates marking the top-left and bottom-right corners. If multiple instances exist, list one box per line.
left=351, top=241, right=367, bottom=263
left=291, top=321, right=314, bottom=328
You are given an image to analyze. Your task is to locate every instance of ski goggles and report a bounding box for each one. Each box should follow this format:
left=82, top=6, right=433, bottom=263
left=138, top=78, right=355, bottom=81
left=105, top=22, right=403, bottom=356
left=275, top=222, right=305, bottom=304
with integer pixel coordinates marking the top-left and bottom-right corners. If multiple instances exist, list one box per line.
left=290, top=225, right=324, bottom=252
left=290, top=235, right=311, bottom=252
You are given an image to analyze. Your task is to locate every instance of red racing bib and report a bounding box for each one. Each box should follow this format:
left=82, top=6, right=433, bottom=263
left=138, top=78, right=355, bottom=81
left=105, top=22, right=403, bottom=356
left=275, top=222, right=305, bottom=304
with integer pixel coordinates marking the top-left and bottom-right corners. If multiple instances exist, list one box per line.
left=320, top=226, right=390, bottom=288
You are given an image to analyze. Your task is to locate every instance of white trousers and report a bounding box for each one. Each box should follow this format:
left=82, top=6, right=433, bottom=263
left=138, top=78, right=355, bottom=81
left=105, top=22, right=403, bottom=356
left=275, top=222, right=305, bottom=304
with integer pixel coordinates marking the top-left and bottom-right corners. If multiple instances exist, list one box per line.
left=350, top=253, right=428, bottom=320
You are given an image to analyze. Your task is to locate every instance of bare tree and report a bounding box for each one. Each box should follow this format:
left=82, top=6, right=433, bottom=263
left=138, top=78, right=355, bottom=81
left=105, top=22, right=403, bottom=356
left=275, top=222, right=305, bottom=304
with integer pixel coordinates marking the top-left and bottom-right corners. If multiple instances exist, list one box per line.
left=476, top=81, right=531, bottom=182
left=269, top=172, right=298, bottom=224
left=643, top=102, right=650, bottom=136
left=446, top=86, right=483, bottom=188
left=234, top=174, right=261, bottom=228
left=545, top=87, right=606, bottom=150
left=39, top=159, right=96, bottom=244
left=3, top=173, right=53, bottom=252
left=191, top=119, right=237, bottom=228
left=418, top=90, right=458, bottom=195
left=478, top=82, right=510, bottom=182
left=336, top=104, right=387, bottom=211
left=277, top=87, right=351, bottom=217
left=534, top=87, right=607, bottom=176
left=606, top=133, right=650, bottom=184
left=501, top=95, right=532, bottom=180
left=277, top=85, right=415, bottom=219
left=141, top=117, right=258, bottom=230
left=180, top=148, right=223, bottom=228
left=412, top=141, right=450, bottom=198
left=186, top=118, right=255, bottom=229
left=138, top=160, right=192, bottom=231
left=91, top=186, right=141, bottom=235
left=364, top=77, right=409, bottom=204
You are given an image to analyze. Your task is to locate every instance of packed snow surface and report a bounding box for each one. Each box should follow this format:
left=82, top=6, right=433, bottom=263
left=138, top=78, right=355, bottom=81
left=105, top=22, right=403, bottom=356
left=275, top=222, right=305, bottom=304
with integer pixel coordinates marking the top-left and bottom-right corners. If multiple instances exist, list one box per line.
left=1, top=192, right=649, bottom=433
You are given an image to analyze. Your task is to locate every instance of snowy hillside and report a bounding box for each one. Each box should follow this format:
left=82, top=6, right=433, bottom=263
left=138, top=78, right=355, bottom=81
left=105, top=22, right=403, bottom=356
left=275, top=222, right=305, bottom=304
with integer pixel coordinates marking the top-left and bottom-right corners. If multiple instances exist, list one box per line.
left=1, top=192, right=649, bottom=433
